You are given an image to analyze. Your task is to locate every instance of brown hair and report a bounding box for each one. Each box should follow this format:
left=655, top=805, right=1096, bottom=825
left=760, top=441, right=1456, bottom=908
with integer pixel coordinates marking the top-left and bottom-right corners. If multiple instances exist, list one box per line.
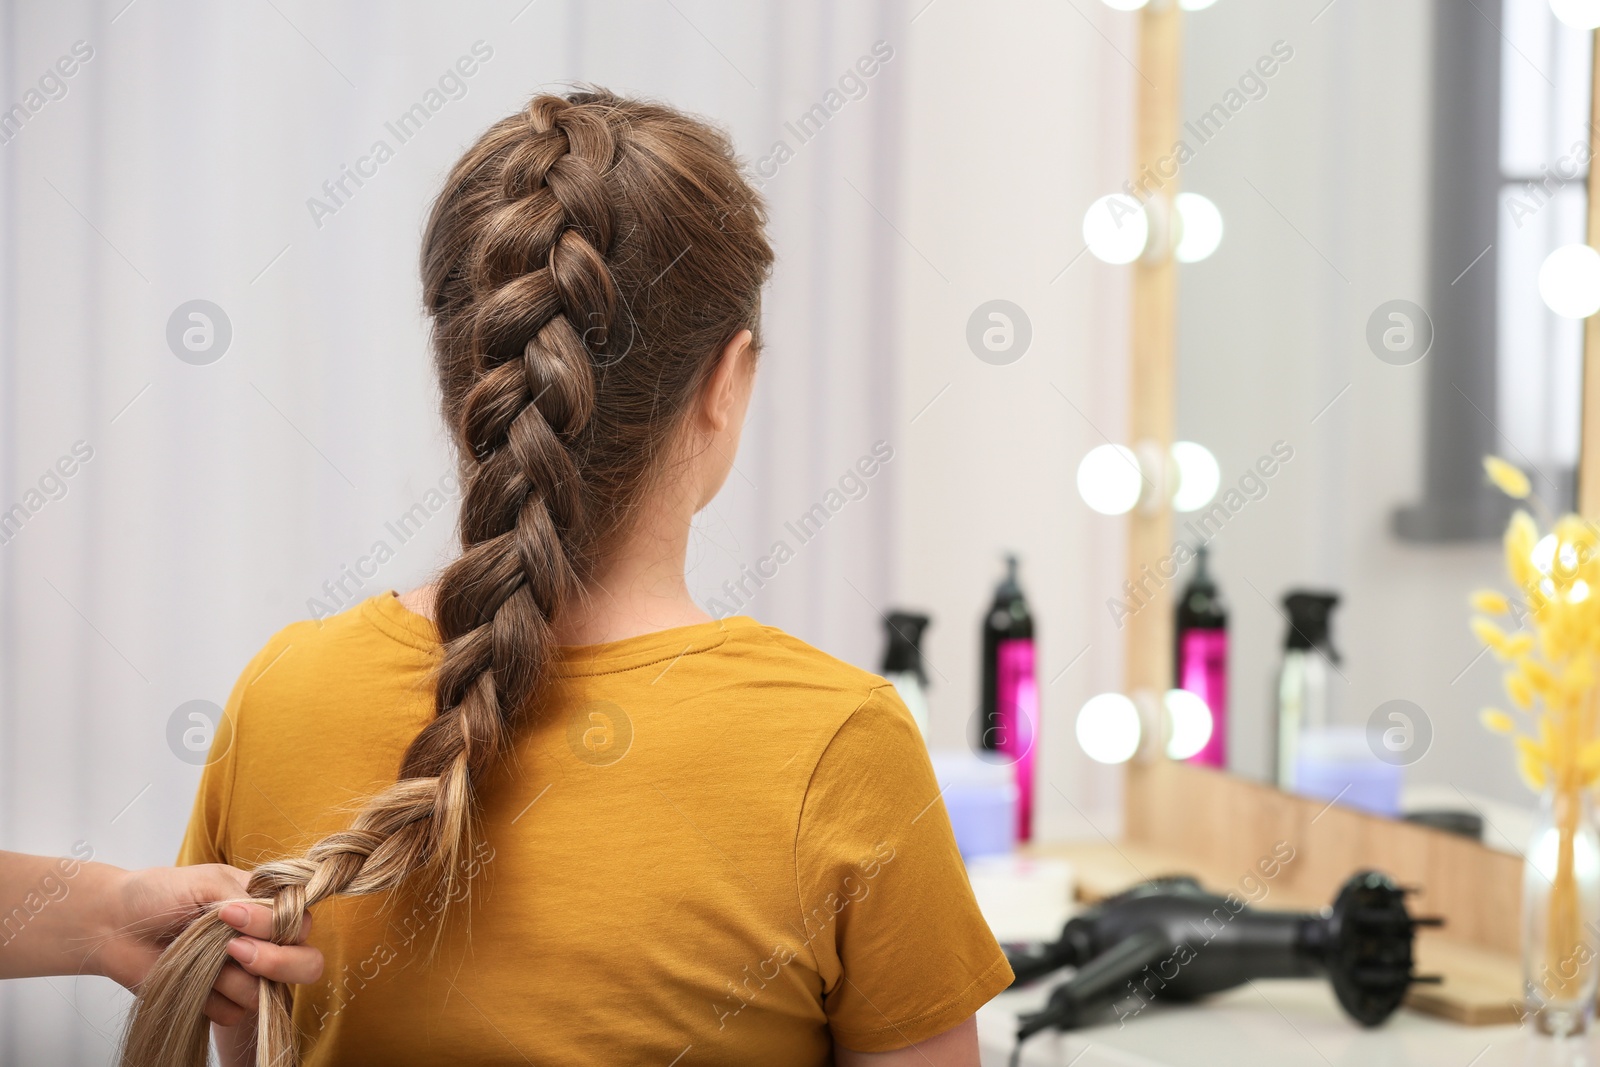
left=120, top=88, right=773, bottom=1067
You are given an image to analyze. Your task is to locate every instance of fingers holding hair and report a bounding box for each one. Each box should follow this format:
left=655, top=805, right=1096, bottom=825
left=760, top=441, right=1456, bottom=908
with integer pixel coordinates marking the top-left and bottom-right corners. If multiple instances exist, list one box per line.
left=201, top=901, right=322, bottom=1024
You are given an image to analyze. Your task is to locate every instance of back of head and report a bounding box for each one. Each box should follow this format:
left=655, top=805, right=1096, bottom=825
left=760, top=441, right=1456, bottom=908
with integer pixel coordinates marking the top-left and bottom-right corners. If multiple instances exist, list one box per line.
left=121, top=88, right=773, bottom=1067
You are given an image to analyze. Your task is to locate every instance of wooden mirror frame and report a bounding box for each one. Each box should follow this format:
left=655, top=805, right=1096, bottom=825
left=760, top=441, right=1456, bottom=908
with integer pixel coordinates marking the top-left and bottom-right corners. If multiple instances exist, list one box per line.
left=1580, top=35, right=1600, bottom=518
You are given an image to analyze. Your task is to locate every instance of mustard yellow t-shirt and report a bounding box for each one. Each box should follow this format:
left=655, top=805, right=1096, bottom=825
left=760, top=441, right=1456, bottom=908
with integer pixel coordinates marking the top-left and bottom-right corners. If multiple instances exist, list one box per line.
left=179, top=593, right=1012, bottom=1065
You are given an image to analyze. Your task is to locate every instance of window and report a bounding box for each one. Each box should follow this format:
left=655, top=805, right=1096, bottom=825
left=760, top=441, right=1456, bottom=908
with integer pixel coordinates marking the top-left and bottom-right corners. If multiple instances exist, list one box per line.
left=1495, top=0, right=1593, bottom=511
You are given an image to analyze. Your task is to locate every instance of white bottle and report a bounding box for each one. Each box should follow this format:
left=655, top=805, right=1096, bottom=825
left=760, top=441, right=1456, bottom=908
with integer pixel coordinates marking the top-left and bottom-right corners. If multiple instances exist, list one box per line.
left=1274, top=592, right=1340, bottom=789
left=882, top=611, right=932, bottom=739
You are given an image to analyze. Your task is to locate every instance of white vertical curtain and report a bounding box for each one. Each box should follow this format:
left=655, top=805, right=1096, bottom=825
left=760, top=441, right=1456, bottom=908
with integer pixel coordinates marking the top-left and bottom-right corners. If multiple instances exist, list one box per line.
left=0, top=1, right=908, bottom=1058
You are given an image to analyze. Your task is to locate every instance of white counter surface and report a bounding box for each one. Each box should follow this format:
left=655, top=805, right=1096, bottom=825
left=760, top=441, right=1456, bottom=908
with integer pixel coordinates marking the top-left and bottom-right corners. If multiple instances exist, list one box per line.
left=978, top=979, right=1587, bottom=1067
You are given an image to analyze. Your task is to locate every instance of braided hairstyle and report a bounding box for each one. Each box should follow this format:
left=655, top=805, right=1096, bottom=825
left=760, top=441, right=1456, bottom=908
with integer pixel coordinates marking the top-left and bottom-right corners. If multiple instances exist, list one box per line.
left=120, top=89, right=773, bottom=1067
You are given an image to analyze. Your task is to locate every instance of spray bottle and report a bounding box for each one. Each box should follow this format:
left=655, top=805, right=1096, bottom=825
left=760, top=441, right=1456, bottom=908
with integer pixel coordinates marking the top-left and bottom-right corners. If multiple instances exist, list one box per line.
left=1174, top=545, right=1228, bottom=768
left=882, top=611, right=932, bottom=739
left=1275, top=591, right=1341, bottom=789
left=980, top=554, right=1038, bottom=842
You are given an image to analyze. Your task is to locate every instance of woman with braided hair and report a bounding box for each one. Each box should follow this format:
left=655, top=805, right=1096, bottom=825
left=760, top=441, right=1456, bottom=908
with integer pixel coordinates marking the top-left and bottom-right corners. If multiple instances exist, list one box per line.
left=122, top=89, right=1011, bottom=1067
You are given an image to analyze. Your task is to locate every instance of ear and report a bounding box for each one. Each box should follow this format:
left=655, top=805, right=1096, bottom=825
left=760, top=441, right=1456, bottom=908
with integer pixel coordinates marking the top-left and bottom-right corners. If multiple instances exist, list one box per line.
left=700, top=329, right=755, bottom=434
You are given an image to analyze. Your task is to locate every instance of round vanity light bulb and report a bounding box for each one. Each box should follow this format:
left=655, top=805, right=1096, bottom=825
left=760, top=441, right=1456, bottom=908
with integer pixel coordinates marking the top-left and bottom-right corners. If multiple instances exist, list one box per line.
left=1083, top=194, right=1150, bottom=265
left=1077, top=693, right=1143, bottom=764
left=1170, top=441, right=1221, bottom=512
left=1101, top=0, right=1150, bottom=9
left=1163, top=689, right=1214, bottom=760
left=1550, top=0, right=1600, bottom=29
left=1077, top=444, right=1143, bottom=516
left=1174, top=193, right=1224, bottom=263
left=1539, top=245, right=1600, bottom=319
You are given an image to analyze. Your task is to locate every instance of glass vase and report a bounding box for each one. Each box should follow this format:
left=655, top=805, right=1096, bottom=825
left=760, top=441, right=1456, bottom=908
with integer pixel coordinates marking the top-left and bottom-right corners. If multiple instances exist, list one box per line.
left=1523, top=785, right=1600, bottom=1036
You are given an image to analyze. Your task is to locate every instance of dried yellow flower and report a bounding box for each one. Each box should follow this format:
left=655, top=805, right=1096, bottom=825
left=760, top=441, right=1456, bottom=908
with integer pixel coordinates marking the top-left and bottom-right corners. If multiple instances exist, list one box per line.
left=1472, top=590, right=1511, bottom=615
left=1473, top=617, right=1513, bottom=657
left=1507, top=510, right=1540, bottom=592
left=1519, top=748, right=1548, bottom=791
left=1506, top=670, right=1535, bottom=710
left=1568, top=655, right=1595, bottom=695
left=1580, top=739, right=1600, bottom=777
left=1485, top=456, right=1532, bottom=499
left=1480, top=708, right=1516, bottom=734
left=1523, top=659, right=1556, bottom=693
left=1476, top=476, right=1600, bottom=798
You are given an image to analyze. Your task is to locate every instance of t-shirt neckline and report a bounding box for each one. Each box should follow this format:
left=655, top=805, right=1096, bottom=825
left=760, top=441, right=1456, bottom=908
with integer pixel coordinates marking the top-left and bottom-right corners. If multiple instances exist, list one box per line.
left=360, top=591, right=758, bottom=677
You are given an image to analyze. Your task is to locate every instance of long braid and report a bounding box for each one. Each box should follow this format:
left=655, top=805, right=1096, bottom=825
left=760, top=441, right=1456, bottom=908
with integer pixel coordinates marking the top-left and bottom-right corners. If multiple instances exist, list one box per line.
left=120, top=89, right=772, bottom=1067
left=398, top=94, right=617, bottom=896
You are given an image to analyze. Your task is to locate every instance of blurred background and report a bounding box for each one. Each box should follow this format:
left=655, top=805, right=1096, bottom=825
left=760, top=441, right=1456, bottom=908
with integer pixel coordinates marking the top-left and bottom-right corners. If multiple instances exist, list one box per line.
left=0, top=0, right=1589, bottom=1060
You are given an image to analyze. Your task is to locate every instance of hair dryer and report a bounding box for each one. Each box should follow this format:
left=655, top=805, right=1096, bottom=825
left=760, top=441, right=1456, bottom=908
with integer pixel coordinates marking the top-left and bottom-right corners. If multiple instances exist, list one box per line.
left=1004, top=870, right=1440, bottom=1055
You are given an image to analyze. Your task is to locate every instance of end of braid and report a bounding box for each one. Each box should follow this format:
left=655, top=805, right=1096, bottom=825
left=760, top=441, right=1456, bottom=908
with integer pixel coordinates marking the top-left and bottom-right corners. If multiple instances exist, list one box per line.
left=120, top=779, right=447, bottom=1067
left=119, top=903, right=300, bottom=1067
left=118, top=909, right=238, bottom=1067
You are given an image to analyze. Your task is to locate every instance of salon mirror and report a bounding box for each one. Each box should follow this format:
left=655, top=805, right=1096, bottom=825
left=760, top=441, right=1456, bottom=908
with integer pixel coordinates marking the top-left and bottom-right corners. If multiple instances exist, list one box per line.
left=1167, top=0, right=1597, bottom=826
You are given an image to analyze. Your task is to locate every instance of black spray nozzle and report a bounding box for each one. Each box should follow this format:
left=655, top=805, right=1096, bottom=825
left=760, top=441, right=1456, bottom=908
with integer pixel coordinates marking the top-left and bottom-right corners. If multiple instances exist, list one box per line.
left=1282, top=590, right=1341, bottom=662
left=986, top=552, right=1033, bottom=633
left=1178, top=545, right=1226, bottom=629
left=882, top=611, right=931, bottom=685
left=996, top=552, right=1023, bottom=601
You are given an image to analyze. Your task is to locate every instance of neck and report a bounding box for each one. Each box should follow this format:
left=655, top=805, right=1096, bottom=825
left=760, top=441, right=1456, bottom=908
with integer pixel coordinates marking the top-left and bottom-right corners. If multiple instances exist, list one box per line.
left=553, top=510, right=712, bottom=645
left=398, top=492, right=712, bottom=647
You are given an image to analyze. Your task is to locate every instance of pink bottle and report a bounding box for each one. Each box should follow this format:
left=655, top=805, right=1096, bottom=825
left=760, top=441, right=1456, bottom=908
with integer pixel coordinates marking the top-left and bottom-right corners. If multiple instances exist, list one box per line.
left=981, top=555, right=1038, bottom=842
left=1174, top=546, right=1228, bottom=768
left=995, top=639, right=1039, bottom=840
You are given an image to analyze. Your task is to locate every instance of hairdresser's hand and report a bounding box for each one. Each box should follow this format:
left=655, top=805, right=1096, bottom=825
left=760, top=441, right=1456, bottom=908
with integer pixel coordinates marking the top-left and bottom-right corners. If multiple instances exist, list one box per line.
left=98, top=863, right=323, bottom=1025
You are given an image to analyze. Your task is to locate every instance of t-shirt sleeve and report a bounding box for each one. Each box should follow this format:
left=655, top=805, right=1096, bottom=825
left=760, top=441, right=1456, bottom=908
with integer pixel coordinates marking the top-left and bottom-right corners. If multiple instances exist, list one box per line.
left=175, top=629, right=291, bottom=867
left=797, top=684, right=1013, bottom=1052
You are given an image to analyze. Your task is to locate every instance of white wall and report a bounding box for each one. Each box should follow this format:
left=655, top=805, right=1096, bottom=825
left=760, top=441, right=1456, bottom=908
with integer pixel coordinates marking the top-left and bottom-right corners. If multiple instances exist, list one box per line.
left=893, top=1, right=1136, bottom=841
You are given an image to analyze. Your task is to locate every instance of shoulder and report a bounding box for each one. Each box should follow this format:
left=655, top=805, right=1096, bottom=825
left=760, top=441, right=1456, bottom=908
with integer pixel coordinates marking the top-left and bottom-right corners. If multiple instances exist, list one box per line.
left=728, top=620, right=919, bottom=753
left=727, top=619, right=892, bottom=700
left=238, top=606, right=370, bottom=693
left=229, top=596, right=434, bottom=739
left=811, top=684, right=925, bottom=785
left=706, top=619, right=920, bottom=771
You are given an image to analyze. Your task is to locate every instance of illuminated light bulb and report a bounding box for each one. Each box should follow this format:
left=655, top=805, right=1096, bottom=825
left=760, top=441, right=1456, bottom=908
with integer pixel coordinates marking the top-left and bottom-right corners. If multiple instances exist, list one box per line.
left=1164, top=689, right=1214, bottom=760
left=1174, top=192, right=1224, bottom=263
left=1083, top=194, right=1150, bottom=265
left=1077, top=693, right=1143, bottom=764
left=1539, top=245, right=1600, bottom=319
left=1533, top=534, right=1558, bottom=575
left=1171, top=441, right=1221, bottom=512
left=1077, top=444, right=1143, bottom=515
left=1569, top=580, right=1590, bottom=604
left=1550, top=0, right=1600, bottom=28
